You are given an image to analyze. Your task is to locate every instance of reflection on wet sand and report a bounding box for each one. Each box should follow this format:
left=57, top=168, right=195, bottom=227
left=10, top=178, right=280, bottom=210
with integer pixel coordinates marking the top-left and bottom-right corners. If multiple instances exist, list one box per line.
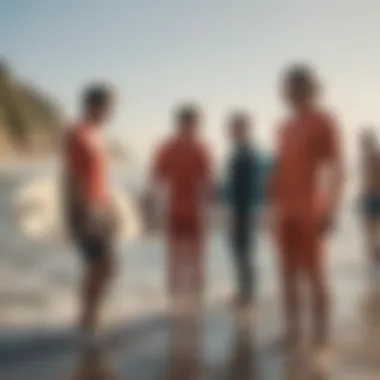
left=283, top=352, right=330, bottom=380
left=362, top=284, right=380, bottom=327
left=68, top=346, right=119, bottom=380
left=163, top=307, right=333, bottom=380
left=224, top=313, right=258, bottom=380
left=354, top=284, right=380, bottom=368
left=166, top=311, right=204, bottom=380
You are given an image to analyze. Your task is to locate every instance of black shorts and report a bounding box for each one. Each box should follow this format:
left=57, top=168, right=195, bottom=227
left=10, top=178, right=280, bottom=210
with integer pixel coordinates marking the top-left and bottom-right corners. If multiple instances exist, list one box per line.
left=363, top=196, right=380, bottom=220
left=65, top=205, right=115, bottom=264
left=231, top=208, right=254, bottom=254
left=75, top=232, right=113, bottom=264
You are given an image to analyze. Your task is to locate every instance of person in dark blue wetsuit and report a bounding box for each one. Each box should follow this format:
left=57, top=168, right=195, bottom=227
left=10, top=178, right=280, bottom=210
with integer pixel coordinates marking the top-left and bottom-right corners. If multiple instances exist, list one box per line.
left=225, top=112, right=259, bottom=308
left=360, top=129, right=380, bottom=277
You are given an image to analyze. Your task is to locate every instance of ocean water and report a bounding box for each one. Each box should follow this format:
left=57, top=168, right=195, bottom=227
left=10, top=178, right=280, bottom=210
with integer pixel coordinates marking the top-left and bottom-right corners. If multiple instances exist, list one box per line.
left=0, top=162, right=365, bottom=335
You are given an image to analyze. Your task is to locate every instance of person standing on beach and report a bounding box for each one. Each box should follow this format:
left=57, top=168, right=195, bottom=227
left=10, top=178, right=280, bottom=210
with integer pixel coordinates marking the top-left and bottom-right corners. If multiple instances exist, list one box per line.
left=63, top=84, right=118, bottom=345
left=148, top=104, right=214, bottom=312
left=224, top=112, right=259, bottom=310
left=269, top=65, right=344, bottom=362
left=359, top=129, right=380, bottom=279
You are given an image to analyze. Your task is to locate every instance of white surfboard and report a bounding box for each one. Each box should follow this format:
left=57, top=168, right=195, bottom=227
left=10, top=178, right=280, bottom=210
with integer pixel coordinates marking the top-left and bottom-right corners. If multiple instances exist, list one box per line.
left=13, top=176, right=143, bottom=246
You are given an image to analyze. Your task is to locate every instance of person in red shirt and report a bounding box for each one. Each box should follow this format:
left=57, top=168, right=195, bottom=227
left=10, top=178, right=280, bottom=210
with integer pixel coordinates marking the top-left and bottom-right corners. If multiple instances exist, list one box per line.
left=149, top=104, right=213, bottom=311
left=269, top=65, right=344, bottom=360
left=63, top=84, right=118, bottom=344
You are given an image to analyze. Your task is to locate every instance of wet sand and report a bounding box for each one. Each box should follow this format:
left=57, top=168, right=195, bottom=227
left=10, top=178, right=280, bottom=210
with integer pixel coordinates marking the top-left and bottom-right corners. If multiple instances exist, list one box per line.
left=1, top=264, right=380, bottom=380
left=0, top=166, right=378, bottom=379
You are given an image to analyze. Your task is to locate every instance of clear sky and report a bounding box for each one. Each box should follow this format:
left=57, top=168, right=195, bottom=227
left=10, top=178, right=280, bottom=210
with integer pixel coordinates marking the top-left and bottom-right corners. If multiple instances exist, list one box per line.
left=1, top=0, right=380, bottom=164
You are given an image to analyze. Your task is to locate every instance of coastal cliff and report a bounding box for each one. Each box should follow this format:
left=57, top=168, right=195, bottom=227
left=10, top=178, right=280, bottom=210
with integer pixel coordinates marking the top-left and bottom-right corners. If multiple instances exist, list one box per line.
left=0, top=60, right=131, bottom=164
left=0, top=60, right=63, bottom=160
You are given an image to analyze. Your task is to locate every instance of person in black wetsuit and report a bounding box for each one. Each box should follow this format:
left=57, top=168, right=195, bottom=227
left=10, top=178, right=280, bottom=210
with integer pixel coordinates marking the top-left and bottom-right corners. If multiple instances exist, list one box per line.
left=225, top=112, right=259, bottom=309
left=360, top=128, right=380, bottom=279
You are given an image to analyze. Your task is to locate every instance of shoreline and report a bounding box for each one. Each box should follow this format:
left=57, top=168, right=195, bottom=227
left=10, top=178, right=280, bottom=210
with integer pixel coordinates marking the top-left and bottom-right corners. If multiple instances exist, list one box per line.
left=0, top=152, right=56, bottom=164
left=0, top=156, right=57, bottom=176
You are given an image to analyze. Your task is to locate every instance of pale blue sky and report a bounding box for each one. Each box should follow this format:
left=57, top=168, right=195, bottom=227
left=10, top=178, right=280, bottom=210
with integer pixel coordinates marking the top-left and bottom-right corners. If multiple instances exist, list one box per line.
left=1, top=0, right=380, bottom=162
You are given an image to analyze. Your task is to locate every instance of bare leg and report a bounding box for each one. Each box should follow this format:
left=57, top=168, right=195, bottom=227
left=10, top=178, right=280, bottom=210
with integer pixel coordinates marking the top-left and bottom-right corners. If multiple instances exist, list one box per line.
left=308, top=249, right=329, bottom=347
left=188, top=233, right=205, bottom=308
left=80, top=255, right=114, bottom=333
left=278, top=219, right=301, bottom=349
left=306, top=239, right=334, bottom=373
left=281, top=257, right=301, bottom=348
left=167, top=235, right=185, bottom=314
left=365, top=218, right=380, bottom=269
left=168, top=240, right=180, bottom=299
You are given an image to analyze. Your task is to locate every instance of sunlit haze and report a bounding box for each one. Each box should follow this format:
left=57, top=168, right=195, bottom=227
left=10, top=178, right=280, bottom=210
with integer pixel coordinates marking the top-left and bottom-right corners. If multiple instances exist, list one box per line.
left=1, top=0, right=379, bottom=165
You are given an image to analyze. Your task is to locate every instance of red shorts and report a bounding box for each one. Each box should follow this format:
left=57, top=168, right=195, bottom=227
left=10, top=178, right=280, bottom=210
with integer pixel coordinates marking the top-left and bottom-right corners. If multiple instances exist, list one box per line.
left=276, top=214, right=324, bottom=271
left=166, top=215, right=205, bottom=257
left=165, top=216, right=205, bottom=293
left=168, top=217, right=202, bottom=237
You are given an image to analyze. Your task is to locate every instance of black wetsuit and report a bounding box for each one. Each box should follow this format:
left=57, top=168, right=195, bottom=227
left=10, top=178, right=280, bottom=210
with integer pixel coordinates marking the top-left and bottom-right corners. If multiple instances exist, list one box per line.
left=227, top=144, right=258, bottom=302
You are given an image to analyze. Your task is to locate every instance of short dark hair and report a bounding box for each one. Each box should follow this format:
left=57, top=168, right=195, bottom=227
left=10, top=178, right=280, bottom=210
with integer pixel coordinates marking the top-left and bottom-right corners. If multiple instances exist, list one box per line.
left=82, top=83, right=113, bottom=111
left=361, top=127, right=376, bottom=142
left=229, top=112, right=250, bottom=128
left=175, top=104, right=201, bottom=126
left=284, top=63, right=317, bottom=89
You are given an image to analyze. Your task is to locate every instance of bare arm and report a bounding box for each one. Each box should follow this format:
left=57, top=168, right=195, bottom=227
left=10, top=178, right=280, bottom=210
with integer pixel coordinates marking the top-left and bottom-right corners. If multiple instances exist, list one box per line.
left=142, top=144, right=168, bottom=232
left=322, top=116, right=345, bottom=214
left=268, top=123, right=286, bottom=207
left=147, top=144, right=168, bottom=199
left=199, top=144, right=216, bottom=204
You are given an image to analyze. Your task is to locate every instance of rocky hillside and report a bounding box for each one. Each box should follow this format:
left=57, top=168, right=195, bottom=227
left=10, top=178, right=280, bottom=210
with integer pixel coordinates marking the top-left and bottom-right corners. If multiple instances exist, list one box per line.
left=0, top=60, right=63, bottom=158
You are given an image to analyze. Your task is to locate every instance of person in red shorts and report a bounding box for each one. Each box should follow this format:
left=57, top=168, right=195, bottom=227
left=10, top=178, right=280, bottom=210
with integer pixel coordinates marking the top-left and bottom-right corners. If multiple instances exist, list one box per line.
left=149, top=104, right=214, bottom=313
left=63, top=84, right=118, bottom=345
left=269, top=65, right=344, bottom=362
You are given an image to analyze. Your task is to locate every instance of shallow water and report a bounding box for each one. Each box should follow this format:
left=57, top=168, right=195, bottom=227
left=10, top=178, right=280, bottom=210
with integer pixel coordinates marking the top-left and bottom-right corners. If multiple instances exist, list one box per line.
left=0, top=162, right=364, bottom=330
left=0, top=163, right=377, bottom=379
